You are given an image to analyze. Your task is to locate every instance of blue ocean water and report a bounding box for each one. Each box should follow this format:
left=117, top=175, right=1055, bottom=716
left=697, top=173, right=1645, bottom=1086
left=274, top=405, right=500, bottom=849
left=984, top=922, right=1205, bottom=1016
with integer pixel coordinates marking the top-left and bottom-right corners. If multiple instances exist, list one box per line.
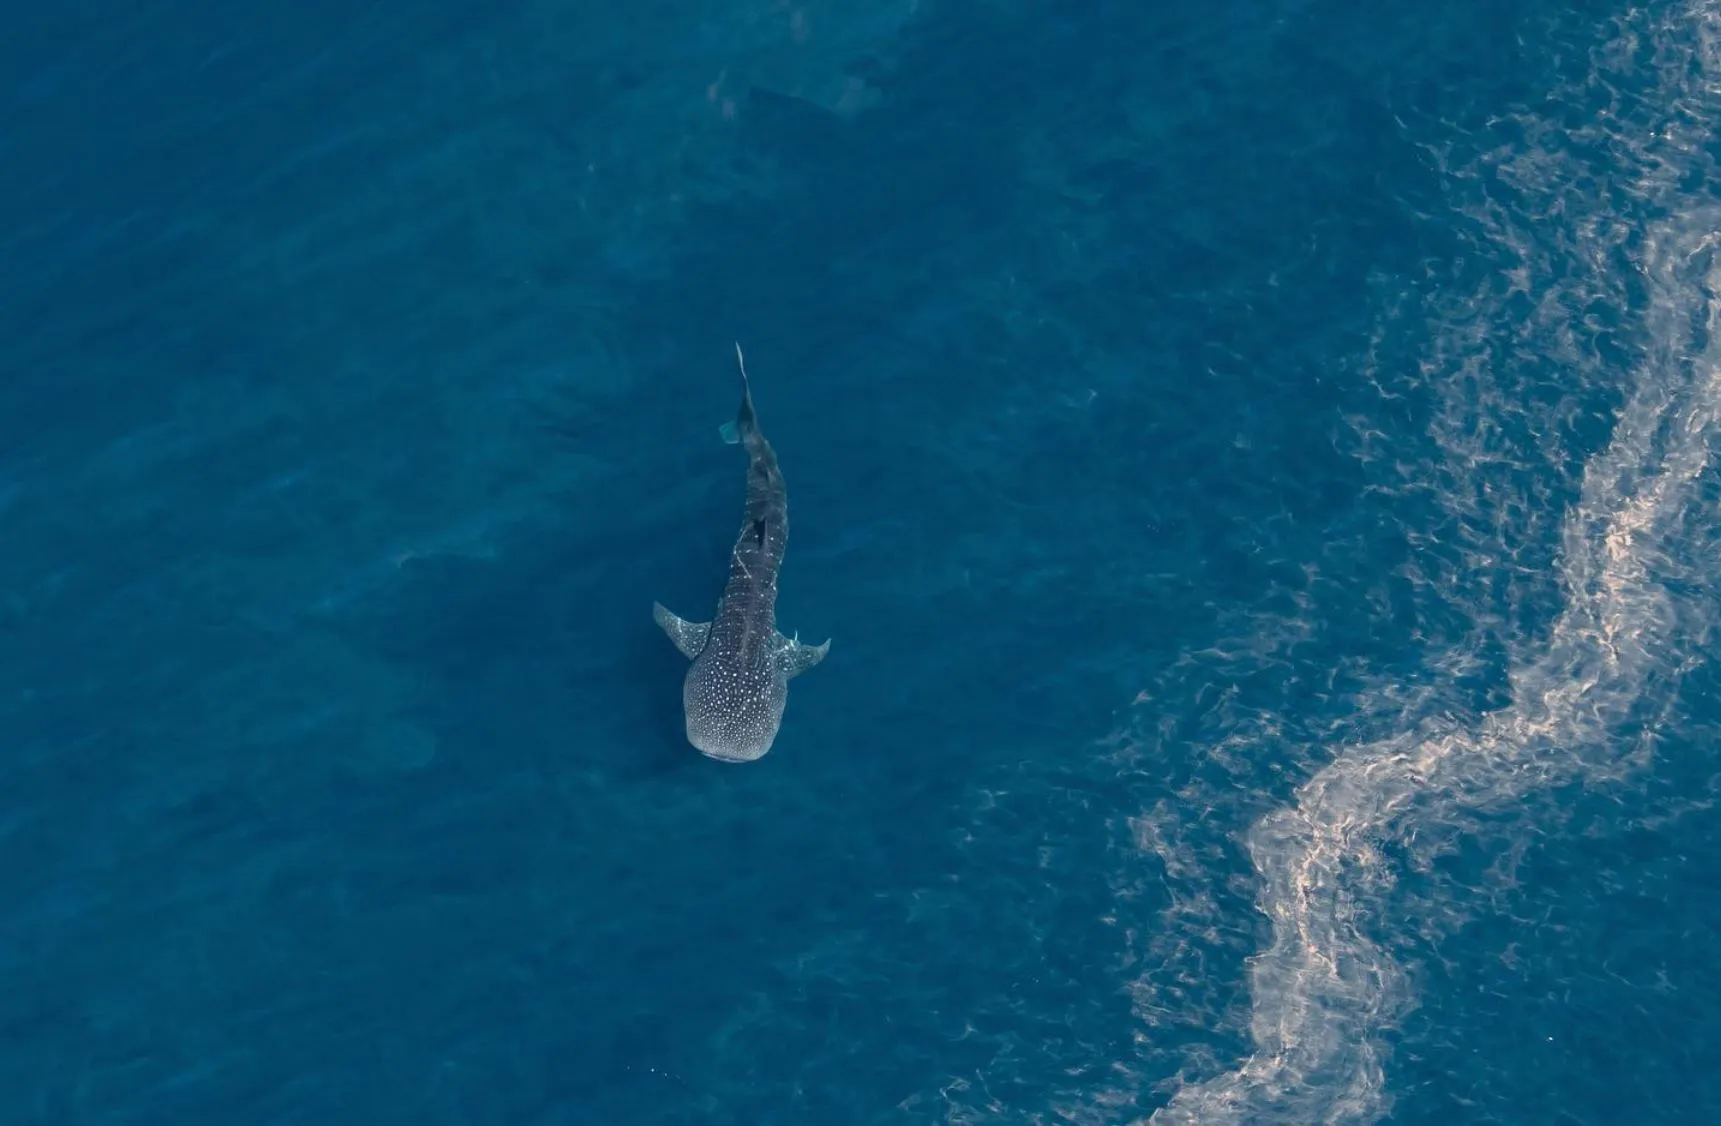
left=3, top=0, right=1719, bottom=1122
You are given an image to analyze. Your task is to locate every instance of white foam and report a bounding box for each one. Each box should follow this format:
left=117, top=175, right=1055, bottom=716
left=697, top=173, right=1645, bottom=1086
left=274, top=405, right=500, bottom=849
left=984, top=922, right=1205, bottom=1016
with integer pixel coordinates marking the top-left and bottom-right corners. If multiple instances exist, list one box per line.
left=1132, top=4, right=1721, bottom=1123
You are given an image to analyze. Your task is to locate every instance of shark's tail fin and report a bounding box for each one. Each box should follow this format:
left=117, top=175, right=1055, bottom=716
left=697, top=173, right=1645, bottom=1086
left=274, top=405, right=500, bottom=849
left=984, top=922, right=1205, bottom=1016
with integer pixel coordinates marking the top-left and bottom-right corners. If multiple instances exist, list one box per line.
left=734, top=342, right=757, bottom=433
left=720, top=341, right=759, bottom=445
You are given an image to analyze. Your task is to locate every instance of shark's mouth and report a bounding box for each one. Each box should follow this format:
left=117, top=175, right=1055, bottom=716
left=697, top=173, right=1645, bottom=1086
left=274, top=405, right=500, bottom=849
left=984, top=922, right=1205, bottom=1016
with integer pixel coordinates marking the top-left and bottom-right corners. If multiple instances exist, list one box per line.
left=695, top=743, right=768, bottom=764
left=688, top=730, right=773, bottom=763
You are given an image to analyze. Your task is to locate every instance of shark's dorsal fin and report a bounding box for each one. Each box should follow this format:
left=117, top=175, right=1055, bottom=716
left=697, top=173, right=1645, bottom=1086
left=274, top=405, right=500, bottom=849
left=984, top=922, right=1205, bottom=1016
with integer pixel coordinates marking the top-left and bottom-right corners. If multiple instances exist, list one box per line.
left=653, top=602, right=711, bottom=660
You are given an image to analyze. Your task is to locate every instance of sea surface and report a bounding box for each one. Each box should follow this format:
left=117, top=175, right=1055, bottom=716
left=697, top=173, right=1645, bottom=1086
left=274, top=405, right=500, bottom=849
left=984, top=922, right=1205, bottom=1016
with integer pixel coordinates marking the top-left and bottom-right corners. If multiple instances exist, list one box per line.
left=2, top=0, right=1719, bottom=1123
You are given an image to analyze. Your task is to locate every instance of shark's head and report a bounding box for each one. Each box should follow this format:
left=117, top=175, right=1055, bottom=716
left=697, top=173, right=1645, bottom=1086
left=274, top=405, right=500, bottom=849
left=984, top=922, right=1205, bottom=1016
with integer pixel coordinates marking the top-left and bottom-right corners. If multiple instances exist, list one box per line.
left=683, top=655, right=788, bottom=763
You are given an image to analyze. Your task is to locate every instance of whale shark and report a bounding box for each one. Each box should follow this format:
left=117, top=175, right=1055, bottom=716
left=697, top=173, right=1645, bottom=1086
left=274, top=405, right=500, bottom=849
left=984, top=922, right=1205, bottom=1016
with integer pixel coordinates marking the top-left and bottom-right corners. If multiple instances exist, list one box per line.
left=652, top=344, right=830, bottom=762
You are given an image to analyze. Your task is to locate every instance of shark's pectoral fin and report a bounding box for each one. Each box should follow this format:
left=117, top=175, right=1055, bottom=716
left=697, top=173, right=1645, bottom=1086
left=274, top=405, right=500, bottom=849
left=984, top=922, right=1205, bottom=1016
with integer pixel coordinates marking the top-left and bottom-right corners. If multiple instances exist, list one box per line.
left=776, top=631, right=831, bottom=679
left=653, top=602, right=711, bottom=660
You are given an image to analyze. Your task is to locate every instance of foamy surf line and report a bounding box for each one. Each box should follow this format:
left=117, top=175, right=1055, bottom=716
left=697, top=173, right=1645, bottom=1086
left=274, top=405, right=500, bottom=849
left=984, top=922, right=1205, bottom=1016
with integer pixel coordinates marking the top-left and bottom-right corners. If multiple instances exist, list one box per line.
left=1142, top=5, right=1721, bottom=1124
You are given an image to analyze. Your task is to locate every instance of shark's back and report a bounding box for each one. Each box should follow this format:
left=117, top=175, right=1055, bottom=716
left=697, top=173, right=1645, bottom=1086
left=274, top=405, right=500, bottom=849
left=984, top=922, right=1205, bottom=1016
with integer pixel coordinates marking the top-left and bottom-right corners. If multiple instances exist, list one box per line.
left=681, top=622, right=789, bottom=761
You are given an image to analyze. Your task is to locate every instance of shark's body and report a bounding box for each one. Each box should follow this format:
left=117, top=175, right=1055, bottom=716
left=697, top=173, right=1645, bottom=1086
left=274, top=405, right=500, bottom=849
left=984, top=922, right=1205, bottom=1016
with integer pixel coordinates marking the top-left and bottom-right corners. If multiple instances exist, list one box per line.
left=653, top=345, right=829, bottom=762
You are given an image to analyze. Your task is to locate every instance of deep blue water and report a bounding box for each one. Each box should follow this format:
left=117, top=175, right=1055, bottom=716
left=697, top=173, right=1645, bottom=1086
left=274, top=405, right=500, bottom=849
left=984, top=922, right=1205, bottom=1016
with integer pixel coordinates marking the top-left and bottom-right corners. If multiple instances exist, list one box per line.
left=3, top=0, right=1720, bottom=1123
